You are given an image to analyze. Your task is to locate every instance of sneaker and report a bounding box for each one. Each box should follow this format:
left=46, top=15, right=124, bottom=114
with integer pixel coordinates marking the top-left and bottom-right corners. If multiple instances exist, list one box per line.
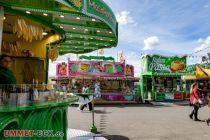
left=189, top=115, right=193, bottom=120
left=194, top=119, right=201, bottom=122
left=206, top=120, right=210, bottom=126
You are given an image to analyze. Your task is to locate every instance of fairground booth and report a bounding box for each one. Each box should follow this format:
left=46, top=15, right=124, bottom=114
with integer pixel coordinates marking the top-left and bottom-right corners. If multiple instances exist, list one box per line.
left=51, top=55, right=140, bottom=104
left=140, top=55, right=188, bottom=102
left=0, top=0, right=118, bottom=139
left=183, top=64, right=210, bottom=97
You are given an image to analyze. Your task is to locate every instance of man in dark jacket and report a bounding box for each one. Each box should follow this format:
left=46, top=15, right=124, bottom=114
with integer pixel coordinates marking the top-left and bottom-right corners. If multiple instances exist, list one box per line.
left=0, top=55, right=16, bottom=85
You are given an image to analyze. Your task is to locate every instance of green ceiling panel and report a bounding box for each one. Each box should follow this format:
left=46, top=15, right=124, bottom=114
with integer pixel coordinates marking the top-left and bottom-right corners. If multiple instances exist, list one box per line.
left=0, top=0, right=118, bottom=54
left=64, top=0, right=85, bottom=12
left=86, top=0, right=117, bottom=35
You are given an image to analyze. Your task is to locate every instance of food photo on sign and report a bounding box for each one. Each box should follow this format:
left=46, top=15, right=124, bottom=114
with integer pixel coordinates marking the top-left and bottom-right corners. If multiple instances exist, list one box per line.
left=56, top=62, right=67, bottom=76
left=67, top=61, right=125, bottom=76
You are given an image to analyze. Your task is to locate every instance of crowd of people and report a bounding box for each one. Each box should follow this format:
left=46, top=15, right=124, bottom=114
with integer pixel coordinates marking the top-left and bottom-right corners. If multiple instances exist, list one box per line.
left=189, top=82, right=210, bottom=125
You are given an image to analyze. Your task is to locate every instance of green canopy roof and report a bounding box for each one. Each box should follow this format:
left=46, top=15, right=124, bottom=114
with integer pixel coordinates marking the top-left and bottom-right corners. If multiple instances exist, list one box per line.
left=186, top=64, right=210, bottom=72
left=0, top=0, right=118, bottom=54
left=79, top=55, right=115, bottom=61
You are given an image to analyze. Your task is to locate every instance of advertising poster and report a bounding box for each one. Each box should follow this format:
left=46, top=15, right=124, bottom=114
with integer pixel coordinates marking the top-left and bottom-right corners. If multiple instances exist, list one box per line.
left=147, top=55, right=187, bottom=73
left=68, top=61, right=125, bottom=77
left=125, top=65, right=134, bottom=77
left=56, top=62, right=68, bottom=76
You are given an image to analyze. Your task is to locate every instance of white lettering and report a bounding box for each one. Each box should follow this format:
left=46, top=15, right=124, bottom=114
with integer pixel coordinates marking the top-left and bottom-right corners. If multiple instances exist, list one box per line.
left=149, top=63, right=171, bottom=72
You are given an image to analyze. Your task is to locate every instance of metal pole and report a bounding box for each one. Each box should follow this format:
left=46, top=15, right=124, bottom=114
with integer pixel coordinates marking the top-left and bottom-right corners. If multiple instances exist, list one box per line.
left=0, top=7, right=4, bottom=55
left=92, top=95, right=94, bottom=126
left=90, top=94, right=97, bottom=133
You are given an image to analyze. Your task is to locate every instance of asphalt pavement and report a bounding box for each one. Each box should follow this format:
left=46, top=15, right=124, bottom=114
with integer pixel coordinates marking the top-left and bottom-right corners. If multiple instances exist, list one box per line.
left=68, top=103, right=210, bottom=140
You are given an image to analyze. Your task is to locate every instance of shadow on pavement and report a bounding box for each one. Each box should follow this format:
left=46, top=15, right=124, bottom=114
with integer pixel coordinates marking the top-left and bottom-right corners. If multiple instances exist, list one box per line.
left=104, top=135, right=130, bottom=140
left=70, top=103, right=180, bottom=108
left=94, top=110, right=112, bottom=114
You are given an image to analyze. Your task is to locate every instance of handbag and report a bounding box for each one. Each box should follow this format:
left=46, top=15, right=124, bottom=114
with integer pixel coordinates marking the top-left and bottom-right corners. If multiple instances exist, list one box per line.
left=198, top=99, right=203, bottom=104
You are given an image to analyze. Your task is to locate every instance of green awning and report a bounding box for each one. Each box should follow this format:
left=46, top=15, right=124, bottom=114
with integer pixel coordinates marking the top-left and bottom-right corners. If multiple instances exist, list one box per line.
left=79, top=55, right=115, bottom=61
left=187, top=64, right=210, bottom=72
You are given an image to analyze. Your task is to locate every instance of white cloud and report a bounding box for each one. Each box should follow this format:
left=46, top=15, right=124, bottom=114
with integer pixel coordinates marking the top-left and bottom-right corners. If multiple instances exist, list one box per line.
left=204, top=5, right=209, bottom=8
left=142, top=36, right=160, bottom=50
left=197, top=38, right=203, bottom=44
left=194, top=36, right=210, bottom=52
left=116, top=11, right=135, bottom=25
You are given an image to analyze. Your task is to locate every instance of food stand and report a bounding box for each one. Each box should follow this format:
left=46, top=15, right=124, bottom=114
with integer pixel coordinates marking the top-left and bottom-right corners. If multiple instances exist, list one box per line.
left=140, top=55, right=187, bottom=102
left=0, top=0, right=118, bottom=139
left=51, top=55, right=140, bottom=104
left=183, top=64, right=210, bottom=98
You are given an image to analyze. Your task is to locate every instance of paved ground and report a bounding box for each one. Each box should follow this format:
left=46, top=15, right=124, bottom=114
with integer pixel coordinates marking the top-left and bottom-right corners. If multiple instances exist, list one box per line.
left=68, top=103, right=210, bottom=140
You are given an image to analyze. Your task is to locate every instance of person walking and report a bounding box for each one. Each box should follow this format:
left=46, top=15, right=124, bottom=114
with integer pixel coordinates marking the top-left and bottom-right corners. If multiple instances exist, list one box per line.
left=205, top=91, right=210, bottom=125
left=94, top=81, right=101, bottom=99
left=189, top=83, right=201, bottom=121
left=80, top=85, right=93, bottom=111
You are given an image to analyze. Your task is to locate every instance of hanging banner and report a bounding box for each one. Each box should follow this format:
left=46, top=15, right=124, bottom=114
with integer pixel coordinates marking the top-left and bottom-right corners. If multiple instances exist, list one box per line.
left=146, top=55, right=187, bottom=73
left=68, top=61, right=125, bottom=77
left=56, top=62, right=68, bottom=76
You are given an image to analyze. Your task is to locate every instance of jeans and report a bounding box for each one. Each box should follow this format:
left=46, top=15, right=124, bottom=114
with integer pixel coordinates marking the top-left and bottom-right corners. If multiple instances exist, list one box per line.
left=80, top=102, right=92, bottom=111
left=190, top=105, right=199, bottom=120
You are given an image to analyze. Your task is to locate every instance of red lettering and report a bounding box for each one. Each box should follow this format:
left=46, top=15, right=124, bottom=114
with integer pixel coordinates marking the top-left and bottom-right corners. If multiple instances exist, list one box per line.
left=4, top=130, right=9, bottom=137
left=9, top=130, right=17, bottom=136
left=17, top=130, right=24, bottom=136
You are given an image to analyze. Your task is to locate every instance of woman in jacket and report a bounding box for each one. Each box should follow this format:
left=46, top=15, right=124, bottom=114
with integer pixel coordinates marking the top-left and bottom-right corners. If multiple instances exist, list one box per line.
left=189, top=83, right=201, bottom=121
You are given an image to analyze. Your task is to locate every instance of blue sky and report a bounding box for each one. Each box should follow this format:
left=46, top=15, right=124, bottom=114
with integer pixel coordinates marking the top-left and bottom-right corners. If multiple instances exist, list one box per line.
left=49, top=0, right=210, bottom=76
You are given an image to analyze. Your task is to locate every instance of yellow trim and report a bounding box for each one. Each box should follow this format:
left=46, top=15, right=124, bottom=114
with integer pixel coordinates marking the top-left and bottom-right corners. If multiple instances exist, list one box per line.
left=183, top=65, right=210, bottom=80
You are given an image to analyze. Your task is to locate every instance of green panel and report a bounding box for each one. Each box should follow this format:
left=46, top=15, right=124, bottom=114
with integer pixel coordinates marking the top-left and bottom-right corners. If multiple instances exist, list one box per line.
left=141, top=56, right=148, bottom=73
left=0, top=0, right=56, bottom=8
left=147, top=55, right=187, bottom=74
left=187, top=64, right=210, bottom=72
left=79, top=55, right=115, bottom=61
left=65, top=0, right=85, bottom=11
left=86, top=0, right=117, bottom=34
left=0, top=98, right=77, bottom=140
left=156, top=93, right=165, bottom=101
left=0, top=0, right=118, bottom=54
left=66, top=32, right=115, bottom=39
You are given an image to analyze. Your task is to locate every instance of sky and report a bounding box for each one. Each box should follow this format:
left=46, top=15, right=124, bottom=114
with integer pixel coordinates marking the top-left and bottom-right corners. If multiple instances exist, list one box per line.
left=49, top=0, right=210, bottom=77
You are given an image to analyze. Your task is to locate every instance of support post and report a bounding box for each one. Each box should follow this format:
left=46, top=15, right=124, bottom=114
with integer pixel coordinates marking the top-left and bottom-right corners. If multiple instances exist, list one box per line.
left=140, top=75, right=145, bottom=103
left=0, top=7, right=4, bottom=55
left=152, top=76, right=155, bottom=100
left=45, top=46, right=49, bottom=84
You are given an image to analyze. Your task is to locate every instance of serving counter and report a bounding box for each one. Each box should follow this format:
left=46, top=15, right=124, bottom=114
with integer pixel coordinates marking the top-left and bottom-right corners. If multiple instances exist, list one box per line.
left=155, top=91, right=185, bottom=101
left=0, top=85, right=78, bottom=140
